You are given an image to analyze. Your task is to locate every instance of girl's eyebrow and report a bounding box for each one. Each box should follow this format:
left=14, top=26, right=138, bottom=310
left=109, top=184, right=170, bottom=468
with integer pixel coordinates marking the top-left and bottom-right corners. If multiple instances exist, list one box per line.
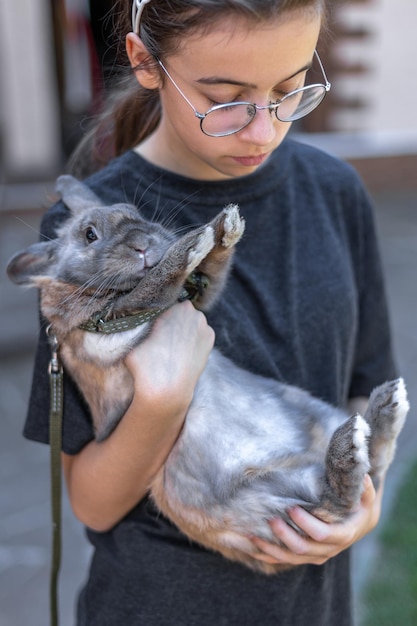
left=196, top=62, right=312, bottom=88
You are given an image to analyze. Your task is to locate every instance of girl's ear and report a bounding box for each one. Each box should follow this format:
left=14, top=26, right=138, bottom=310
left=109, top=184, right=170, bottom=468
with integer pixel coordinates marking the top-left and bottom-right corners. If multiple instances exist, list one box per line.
left=126, top=33, right=161, bottom=90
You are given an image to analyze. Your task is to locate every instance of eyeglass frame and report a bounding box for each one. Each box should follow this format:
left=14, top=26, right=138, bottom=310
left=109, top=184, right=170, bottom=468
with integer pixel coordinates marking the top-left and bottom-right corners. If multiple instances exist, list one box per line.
left=132, top=0, right=152, bottom=34
left=156, top=51, right=331, bottom=137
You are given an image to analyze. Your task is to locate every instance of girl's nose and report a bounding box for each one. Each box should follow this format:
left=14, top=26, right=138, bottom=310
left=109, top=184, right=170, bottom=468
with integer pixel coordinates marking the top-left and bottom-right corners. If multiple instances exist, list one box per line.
left=238, top=107, right=278, bottom=145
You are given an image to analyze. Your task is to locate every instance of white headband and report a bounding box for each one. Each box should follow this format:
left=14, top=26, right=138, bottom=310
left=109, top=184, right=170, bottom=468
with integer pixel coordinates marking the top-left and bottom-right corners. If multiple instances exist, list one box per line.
left=132, top=0, right=153, bottom=33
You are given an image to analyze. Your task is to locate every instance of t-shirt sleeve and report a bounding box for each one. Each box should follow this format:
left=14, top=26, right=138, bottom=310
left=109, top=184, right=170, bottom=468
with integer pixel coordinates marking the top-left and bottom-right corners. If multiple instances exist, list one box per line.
left=23, top=200, right=95, bottom=454
left=348, top=180, right=397, bottom=398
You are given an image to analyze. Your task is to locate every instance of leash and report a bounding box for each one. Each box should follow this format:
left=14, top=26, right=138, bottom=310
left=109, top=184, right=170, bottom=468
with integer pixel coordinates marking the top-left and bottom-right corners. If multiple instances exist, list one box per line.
left=47, top=326, right=63, bottom=626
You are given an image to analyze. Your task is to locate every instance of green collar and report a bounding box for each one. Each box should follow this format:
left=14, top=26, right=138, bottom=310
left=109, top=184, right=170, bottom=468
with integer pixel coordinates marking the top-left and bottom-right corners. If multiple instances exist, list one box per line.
left=78, top=271, right=209, bottom=335
left=78, top=307, right=167, bottom=334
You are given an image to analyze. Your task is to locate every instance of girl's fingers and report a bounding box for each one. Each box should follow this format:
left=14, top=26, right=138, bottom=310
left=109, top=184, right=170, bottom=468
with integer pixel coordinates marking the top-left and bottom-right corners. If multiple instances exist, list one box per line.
left=283, top=507, right=333, bottom=543
left=249, top=517, right=333, bottom=566
left=250, top=475, right=381, bottom=567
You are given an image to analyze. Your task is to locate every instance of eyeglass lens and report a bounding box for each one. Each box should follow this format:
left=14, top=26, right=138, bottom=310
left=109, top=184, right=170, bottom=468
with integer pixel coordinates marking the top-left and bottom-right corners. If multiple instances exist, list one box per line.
left=278, top=85, right=327, bottom=121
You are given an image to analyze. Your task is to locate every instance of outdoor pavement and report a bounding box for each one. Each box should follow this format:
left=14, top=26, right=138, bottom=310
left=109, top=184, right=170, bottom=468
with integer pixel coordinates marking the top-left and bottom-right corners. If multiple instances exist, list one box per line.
left=0, top=186, right=416, bottom=626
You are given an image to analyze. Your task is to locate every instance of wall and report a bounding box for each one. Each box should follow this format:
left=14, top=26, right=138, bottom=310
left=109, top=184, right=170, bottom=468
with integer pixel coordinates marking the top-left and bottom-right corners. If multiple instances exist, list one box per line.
left=330, top=0, right=417, bottom=134
left=0, top=0, right=60, bottom=180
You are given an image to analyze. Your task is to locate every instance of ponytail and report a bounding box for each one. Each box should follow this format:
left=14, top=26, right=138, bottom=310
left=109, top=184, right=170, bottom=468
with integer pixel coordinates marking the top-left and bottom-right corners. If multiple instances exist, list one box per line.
left=67, top=73, right=161, bottom=179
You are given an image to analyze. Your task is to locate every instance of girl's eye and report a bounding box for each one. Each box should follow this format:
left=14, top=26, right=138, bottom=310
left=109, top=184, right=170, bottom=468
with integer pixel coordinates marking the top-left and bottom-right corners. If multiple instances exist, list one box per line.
left=208, top=98, right=233, bottom=108
left=273, top=77, right=306, bottom=100
left=208, top=101, right=236, bottom=113
left=273, top=86, right=295, bottom=100
left=85, top=227, right=98, bottom=243
left=206, top=92, right=243, bottom=107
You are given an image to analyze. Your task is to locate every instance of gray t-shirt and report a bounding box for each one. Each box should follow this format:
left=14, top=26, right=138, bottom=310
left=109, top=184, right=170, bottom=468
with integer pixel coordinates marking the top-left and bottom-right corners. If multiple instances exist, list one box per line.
left=24, top=138, right=396, bottom=625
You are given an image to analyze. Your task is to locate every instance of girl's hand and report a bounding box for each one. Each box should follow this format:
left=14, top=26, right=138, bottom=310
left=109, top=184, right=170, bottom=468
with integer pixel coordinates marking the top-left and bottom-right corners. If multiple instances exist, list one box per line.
left=250, top=475, right=382, bottom=567
left=125, top=299, right=215, bottom=406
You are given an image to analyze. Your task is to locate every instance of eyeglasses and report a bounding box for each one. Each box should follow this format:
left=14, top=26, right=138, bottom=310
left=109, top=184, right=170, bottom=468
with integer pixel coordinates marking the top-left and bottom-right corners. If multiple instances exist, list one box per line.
left=157, top=51, right=331, bottom=138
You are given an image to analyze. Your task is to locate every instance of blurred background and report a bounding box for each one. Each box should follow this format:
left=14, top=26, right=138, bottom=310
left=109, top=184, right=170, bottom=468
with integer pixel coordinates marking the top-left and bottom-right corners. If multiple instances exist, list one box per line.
left=1, top=0, right=416, bottom=625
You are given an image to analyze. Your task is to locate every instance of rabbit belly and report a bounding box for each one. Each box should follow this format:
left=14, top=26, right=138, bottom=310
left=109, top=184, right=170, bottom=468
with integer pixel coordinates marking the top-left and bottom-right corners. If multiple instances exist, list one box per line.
left=149, top=350, right=345, bottom=565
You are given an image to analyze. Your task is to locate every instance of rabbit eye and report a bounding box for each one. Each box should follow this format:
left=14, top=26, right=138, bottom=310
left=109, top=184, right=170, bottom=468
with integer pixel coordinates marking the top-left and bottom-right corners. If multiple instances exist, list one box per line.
left=85, top=227, right=98, bottom=243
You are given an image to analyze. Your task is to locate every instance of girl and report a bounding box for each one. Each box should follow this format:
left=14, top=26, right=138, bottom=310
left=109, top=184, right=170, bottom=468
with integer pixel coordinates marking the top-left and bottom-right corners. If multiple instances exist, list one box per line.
left=25, top=0, right=396, bottom=624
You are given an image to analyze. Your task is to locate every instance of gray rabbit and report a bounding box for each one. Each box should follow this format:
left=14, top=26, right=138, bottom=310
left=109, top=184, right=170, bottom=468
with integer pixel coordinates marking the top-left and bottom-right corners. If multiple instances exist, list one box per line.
left=7, top=175, right=409, bottom=573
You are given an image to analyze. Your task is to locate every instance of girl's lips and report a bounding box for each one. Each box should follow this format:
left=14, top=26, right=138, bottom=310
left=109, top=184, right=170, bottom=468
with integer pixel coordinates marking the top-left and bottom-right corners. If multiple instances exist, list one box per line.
left=231, top=153, right=270, bottom=167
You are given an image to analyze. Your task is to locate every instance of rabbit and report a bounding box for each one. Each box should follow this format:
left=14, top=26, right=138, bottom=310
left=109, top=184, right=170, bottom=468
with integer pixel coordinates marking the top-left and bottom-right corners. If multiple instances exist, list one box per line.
left=7, top=175, right=409, bottom=574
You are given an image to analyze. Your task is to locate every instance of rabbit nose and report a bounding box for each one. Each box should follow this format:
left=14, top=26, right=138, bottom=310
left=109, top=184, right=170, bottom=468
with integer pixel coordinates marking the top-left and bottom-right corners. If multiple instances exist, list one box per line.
left=129, top=241, right=148, bottom=259
left=133, top=247, right=145, bottom=258
left=127, top=238, right=147, bottom=263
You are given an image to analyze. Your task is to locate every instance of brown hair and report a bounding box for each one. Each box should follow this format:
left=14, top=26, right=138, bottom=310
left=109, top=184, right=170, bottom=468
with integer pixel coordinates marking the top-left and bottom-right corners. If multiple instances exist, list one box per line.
left=69, top=0, right=327, bottom=178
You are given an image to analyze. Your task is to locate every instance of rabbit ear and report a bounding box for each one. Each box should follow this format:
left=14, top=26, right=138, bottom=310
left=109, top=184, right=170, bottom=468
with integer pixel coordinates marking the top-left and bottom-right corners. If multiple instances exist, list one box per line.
left=6, top=241, right=57, bottom=286
left=56, top=175, right=103, bottom=213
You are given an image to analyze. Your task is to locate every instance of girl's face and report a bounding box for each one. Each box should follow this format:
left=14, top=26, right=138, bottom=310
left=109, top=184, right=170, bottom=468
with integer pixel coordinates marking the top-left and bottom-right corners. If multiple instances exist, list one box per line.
left=134, top=12, right=322, bottom=180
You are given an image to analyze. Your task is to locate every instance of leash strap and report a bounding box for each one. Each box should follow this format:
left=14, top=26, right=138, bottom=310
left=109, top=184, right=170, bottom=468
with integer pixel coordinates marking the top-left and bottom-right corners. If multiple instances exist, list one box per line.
left=47, top=327, right=63, bottom=626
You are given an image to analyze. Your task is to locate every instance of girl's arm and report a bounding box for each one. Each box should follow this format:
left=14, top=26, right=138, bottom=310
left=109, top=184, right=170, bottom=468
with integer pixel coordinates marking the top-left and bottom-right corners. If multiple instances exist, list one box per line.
left=62, top=301, right=215, bottom=532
